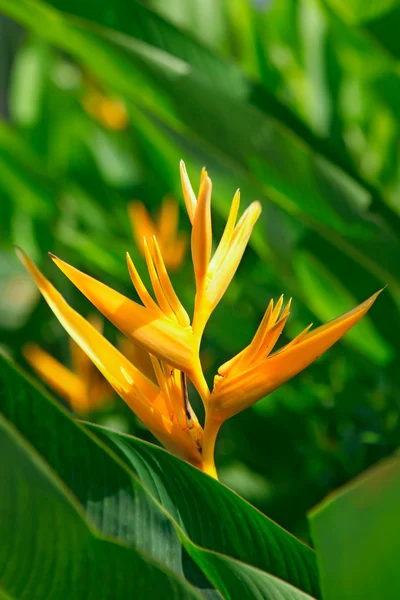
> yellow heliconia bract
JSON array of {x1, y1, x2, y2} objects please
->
[
  {"x1": 209, "y1": 291, "x2": 382, "y2": 420},
  {"x1": 17, "y1": 161, "x2": 382, "y2": 479}
]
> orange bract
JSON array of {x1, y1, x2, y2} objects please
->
[{"x1": 210, "y1": 291, "x2": 382, "y2": 420}]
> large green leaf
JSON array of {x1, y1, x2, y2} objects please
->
[
  {"x1": 309, "y1": 454, "x2": 400, "y2": 599},
  {"x1": 0, "y1": 354, "x2": 320, "y2": 598},
  {"x1": 0, "y1": 413, "x2": 202, "y2": 600},
  {"x1": 88, "y1": 422, "x2": 320, "y2": 596}
]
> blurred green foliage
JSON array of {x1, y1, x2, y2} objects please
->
[{"x1": 1, "y1": 0, "x2": 400, "y2": 542}]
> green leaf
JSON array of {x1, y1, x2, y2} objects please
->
[
  {"x1": 0, "y1": 354, "x2": 320, "y2": 598},
  {"x1": 0, "y1": 413, "x2": 202, "y2": 600},
  {"x1": 309, "y1": 454, "x2": 400, "y2": 600},
  {"x1": 88, "y1": 422, "x2": 321, "y2": 597}
]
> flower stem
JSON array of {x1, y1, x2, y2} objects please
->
[
  {"x1": 201, "y1": 412, "x2": 221, "y2": 479},
  {"x1": 189, "y1": 360, "x2": 210, "y2": 407}
]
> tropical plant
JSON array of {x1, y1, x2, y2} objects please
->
[
  {"x1": 16, "y1": 161, "x2": 380, "y2": 479},
  {"x1": 1, "y1": 0, "x2": 400, "y2": 598}
]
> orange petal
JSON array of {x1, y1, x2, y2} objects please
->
[
  {"x1": 126, "y1": 252, "x2": 162, "y2": 315},
  {"x1": 211, "y1": 291, "x2": 382, "y2": 419},
  {"x1": 199, "y1": 166, "x2": 208, "y2": 186},
  {"x1": 151, "y1": 237, "x2": 190, "y2": 326},
  {"x1": 180, "y1": 160, "x2": 197, "y2": 224},
  {"x1": 70, "y1": 314, "x2": 103, "y2": 381},
  {"x1": 143, "y1": 238, "x2": 176, "y2": 321},
  {"x1": 206, "y1": 201, "x2": 261, "y2": 310},
  {"x1": 208, "y1": 189, "x2": 240, "y2": 276},
  {"x1": 49, "y1": 254, "x2": 196, "y2": 372},
  {"x1": 191, "y1": 176, "x2": 212, "y2": 285},
  {"x1": 229, "y1": 300, "x2": 275, "y2": 374}
]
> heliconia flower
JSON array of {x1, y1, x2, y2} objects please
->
[
  {"x1": 128, "y1": 195, "x2": 187, "y2": 271},
  {"x1": 209, "y1": 291, "x2": 382, "y2": 421},
  {"x1": 16, "y1": 161, "x2": 383, "y2": 480},
  {"x1": 180, "y1": 161, "x2": 261, "y2": 339},
  {"x1": 22, "y1": 315, "x2": 112, "y2": 415},
  {"x1": 15, "y1": 248, "x2": 204, "y2": 468}
]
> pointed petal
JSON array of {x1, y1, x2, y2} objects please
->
[
  {"x1": 231, "y1": 299, "x2": 274, "y2": 371},
  {"x1": 209, "y1": 189, "x2": 240, "y2": 276},
  {"x1": 151, "y1": 237, "x2": 190, "y2": 326},
  {"x1": 49, "y1": 254, "x2": 196, "y2": 372},
  {"x1": 271, "y1": 294, "x2": 284, "y2": 325},
  {"x1": 211, "y1": 291, "x2": 382, "y2": 419},
  {"x1": 206, "y1": 201, "x2": 261, "y2": 310},
  {"x1": 199, "y1": 166, "x2": 208, "y2": 186},
  {"x1": 22, "y1": 343, "x2": 87, "y2": 410},
  {"x1": 257, "y1": 311, "x2": 290, "y2": 359},
  {"x1": 281, "y1": 323, "x2": 313, "y2": 352},
  {"x1": 180, "y1": 160, "x2": 197, "y2": 224},
  {"x1": 191, "y1": 176, "x2": 212, "y2": 285},
  {"x1": 126, "y1": 252, "x2": 161, "y2": 314},
  {"x1": 70, "y1": 313, "x2": 103, "y2": 380},
  {"x1": 148, "y1": 356, "x2": 175, "y2": 421},
  {"x1": 143, "y1": 238, "x2": 176, "y2": 320},
  {"x1": 217, "y1": 346, "x2": 247, "y2": 378}
]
